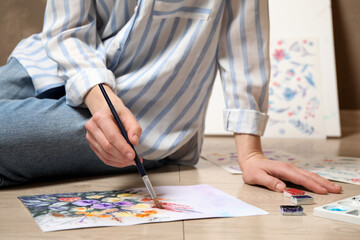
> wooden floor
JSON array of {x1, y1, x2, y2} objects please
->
[{"x1": 1, "y1": 110, "x2": 360, "y2": 240}]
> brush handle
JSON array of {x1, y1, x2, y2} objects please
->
[{"x1": 98, "y1": 84, "x2": 146, "y2": 177}]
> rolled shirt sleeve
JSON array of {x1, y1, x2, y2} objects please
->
[
  {"x1": 217, "y1": 0, "x2": 270, "y2": 136},
  {"x1": 41, "y1": 0, "x2": 116, "y2": 106}
]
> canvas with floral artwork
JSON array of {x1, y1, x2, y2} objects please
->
[{"x1": 264, "y1": 38, "x2": 326, "y2": 138}]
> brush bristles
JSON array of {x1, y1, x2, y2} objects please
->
[{"x1": 154, "y1": 198, "x2": 164, "y2": 209}]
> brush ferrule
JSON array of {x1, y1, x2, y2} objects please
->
[{"x1": 142, "y1": 175, "x2": 163, "y2": 208}]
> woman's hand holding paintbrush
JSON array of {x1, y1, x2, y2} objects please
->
[
  {"x1": 84, "y1": 84, "x2": 142, "y2": 168},
  {"x1": 83, "y1": 83, "x2": 163, "y2": 209}
]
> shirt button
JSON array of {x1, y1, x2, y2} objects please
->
[{"x1": 115, "y1": 42, "x2": 121, "y2": 50}]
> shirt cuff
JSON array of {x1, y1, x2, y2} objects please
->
[
  {"x1": 223, "y1": 109, "x2": 269, "y2": 136},
  {"x1": 65, "y1": 69, "x2": 116, "y2": 107}
]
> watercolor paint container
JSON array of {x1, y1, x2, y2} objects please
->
[
  {"x1": 291, "y1": 195, "x2": 314, "y2": 205},
  {"x1": 280, "y1": 205, "x2": 303, "y2": 216},
  {"x1": 313, "y1": 195, "x2": 360, "y2": 225},
  {"x1": 284, "y1": 188, "x2": 305, "y2": 198}
]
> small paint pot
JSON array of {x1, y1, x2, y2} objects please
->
[
  {"x1": 280, "y1": 205, "x2": 303, "y2": 216},
  {"x1": 291, "y1": 195, "x2": 314, "y2": 205}
]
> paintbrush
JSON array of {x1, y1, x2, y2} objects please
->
[{"x1": 98, "y1": 83, "x2": 163, "y2": 209}]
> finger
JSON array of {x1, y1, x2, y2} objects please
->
[
  {"x1": 86, "y1": 131, "x2": 122, "y2": 161},
  {"x1": 298, "y1": 168, "x2": 342, "y2": 193},
  {"x1": 89, "y1": 142, "x2": 134, "y2": 168},
  {"x1": 268, "y1": 163, "x2": 329, "y2": 194},
  {"x1": 256, "y1": 171, "x2": 286, "y2": 192},
  {"x1": 243, "y1": 168, "x2": 286, "y2": 192},
  {"x1": 86, "y1": 120, "x2": 128, "y2": 161},
  {"x1": 103, "y1": 157, "x2": 135, "y2": 168},
  {"x1": 87, "y1": 131, "x2": 135, "y2": 168},
  {"x1": 92, "y1": 112, "x2": 135, "y2": 160},
  {"x1": 119, "y1": 108, "x2": 142, "y2": 146}
]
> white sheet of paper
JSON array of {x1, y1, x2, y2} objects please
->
[{"x1": 18, "y1": 184, "x2": 268, "y2": 232}]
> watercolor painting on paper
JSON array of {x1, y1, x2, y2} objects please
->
[
  {"x1": 202, "y1": 152, "x2": 241, "y2": 174},
  {"x1": 202, "y1": 150, "x2": 360, "y2": 186},
  {"x1": 202, "y1": 149, "x2": 304, "y2": 174},
  {"x1": 302, "y1": 156, "x2": 360, "y2": 185},
  {"x1": 18, "y1": 184, "x2": 268, "y2": 232},
  {"x1": 264, "y1": 38, "x2": 326, "y2": 138}
]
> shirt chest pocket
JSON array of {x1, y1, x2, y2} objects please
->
[{"x1": 153, "y1": 0, "x2": 213, "y2": 20}]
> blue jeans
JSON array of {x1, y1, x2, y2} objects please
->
[{"x1": 0, "y1": 58, "x2": 165, "y2": 187}]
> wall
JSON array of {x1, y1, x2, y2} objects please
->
[
  {"x1": 0, "y1": 0, "x2": 359, "y2": 109},
  {"x1": 332, "y1": 0, "x2": 360, "y2": 110},
  {"x1": 0, "y1": 0, "x2": 46, "y2": 64}
]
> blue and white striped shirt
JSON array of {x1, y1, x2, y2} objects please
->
[{"x1": 9, "y1": 0, "x2": 270, "y2": 164}]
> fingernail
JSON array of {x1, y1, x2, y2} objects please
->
[
  {"x1": 126, "y1": 152, "x2": 133, "y2": 160},
  {"x1": 133, "y1": 135, "x2": 139, "y2": 145},
  {"x1": 335, "y1": 184, "x2": 342, "y2": 191},
  {"x1": 275, "y1": 183, "x2": 284, "y2": 192}
]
